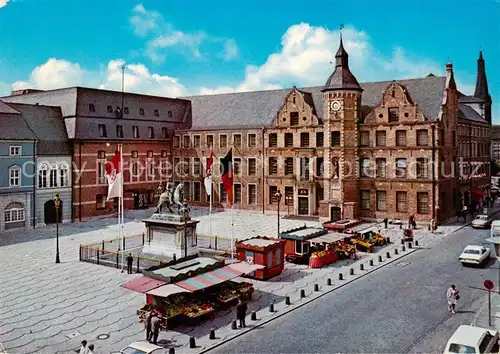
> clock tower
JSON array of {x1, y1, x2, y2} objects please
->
[{"x1": 320, "y1": 37, "x2": 363, "y2": 221}]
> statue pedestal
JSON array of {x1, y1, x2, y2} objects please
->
[{"x1": 142, "y1": 213, "x2": 200, "y2": 260}]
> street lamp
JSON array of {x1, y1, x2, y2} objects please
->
[
  {"x1": 54, "y1": 191, "x2": 61, "y2": 264},
  {"x1": 274, "y1": 190, "x2": 282, "y2": 237},
  {"x1": 182, "y1": 202, "x2": 190, "y2": 259},
  {"x1": 486, "y1": 236, "x2": 500, "y2": 293}
]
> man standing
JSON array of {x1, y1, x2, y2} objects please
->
[
  {"x1": 79, "y1": 340, "x2": 88, "y2": 354},
  {"x1": 446, "y1": 284, "x2": 459, "y2": 314},
  {"x1": 236, "y1": 298, "x2": 248, "y2": 328},
  {"x1": 151, "y1": 315, "x2": 162, "y2": 345},
  {"x1": 126, "y1": 253, "x2": 134, "y2": 274},
  {"x1": 145, "y1": 311, "x2": 153, "y2": 342}
]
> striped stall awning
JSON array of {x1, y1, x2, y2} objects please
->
[{"x1": 175, "y1": 265, "x2": 243, "y2": 292}]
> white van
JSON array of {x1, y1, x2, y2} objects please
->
[
  {"x1": 443, "y1": 325, "x2": 499, "y2": 354},
  {"x1": 491, "y1": 220, "x2": 500, "y2": 238}
]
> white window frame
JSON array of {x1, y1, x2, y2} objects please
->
[
  {"x1": 233, "y1": 133, "x2": 242, "y2": 147},
  {"x1": 295, "y1": 240, "x2": 310, "y2": 255},
  {"x1": 193, "y1": 134, "x2": 201, "y2": 148},
  {"x1": 9, "y1": 146, "x2": 22, "y2": 156},
  {"x1": 49, "y1": 164, "x2": 58, "y2": 188},
  {"x1": 9, "y1": 166, "x2": 21, "y2": 187},
  {"x1": 4, "y1": 207, "x2": 25, "y2": 223},
  {"x1": 247, "y1": 157, "x2": 256, "y2": 176},
  {"x1": 147, "y1": 158, "x2": 155, "y2": 181},
  {"x1": 59, "y1": 163, "x2": 69, "y2": 187},
  {"x1": 233, "y1": 183, "x2": 242, "y2": 204},
  {"x1": 247, "y1": 133, "x2": 257, "y2": 147},
  {"x1": 219, "y1": 134, "x2": 228, "y2": 148},
  {"x1": 247, "y1": 183, "x2": 257, "y2": 205},
  {"x1": 38, "y1": 163, "x2": 48, "y2": 188}
]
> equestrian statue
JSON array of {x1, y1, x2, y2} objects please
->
[{"x1": 155, "y1": 182, "x2": 185, "y2": 214}]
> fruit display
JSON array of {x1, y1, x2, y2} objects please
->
[
  {"x1": 216, "y1": 281, "x2": 253, "y2": 302},
  {"x1": 309, "y1": 248, "x2": 338, "y2": 268},
  {"x1": 184, "y1": 303, "x2": 214, "y2": 318}
]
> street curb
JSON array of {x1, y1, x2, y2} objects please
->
[
  {"x1": 446, "y1": 208, "x2": 500, "y2": 236},
  {"x1": 195, "y1": 245, "x2": 419, "y2": 354}
]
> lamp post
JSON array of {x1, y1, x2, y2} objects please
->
[
  {"x1": 486, "y1": 236, "x2": 500, "y2": 293},
  {"x1": 274, "y1": 190, "x2": 282, "y2": 237},
  {"x1": 182, "y1": 202, "x2": 190, "y2": 259},
  {"x1": 54, "y1": 191, "x2": 61, "y2": 264}
]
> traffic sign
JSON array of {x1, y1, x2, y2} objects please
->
[{"x1": 484, "y1": 279, "x2": 495, "y2": 290}]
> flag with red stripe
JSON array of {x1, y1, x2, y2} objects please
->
[{"x1": 220, "y1": 149, "x2": 233, "y2": 205}]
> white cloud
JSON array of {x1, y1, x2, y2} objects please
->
[
  {"x1": 12, "y1": 58, "x2": 85, "y2": 90},
  {"x1": 130, "y1": 4, "x2": 239, "y2": 63},
  {"x1": 9, "y1": 57, "x2": 187, "y2": 98},
  {"x1": 198, "y1": 23, "x2": 444, "y2": 95},
  {"x1": 221, "y1": 39, "x2": 239, "y2": 61},
  {"x1": 0, "y1": 0, "x2": 9, "y2": 8}
]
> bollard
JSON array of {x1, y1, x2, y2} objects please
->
[
  {"x1": 231, "y1": 320, "x2": 237, "y2": 329},
  {"x1": 314, "y1": 284, "x2": 319, "y2": 292},
  {"x1": 285, "y1": 296, "x2": 291, "y2": 305},
  {"x1": 327, "y1": 278, "x2": 332, "y2": 286},
  {"x1": 360, "y1": 264, "x2": 364, "y2": 271},
  {"x1": 102, "y1": 240, "x2": 105, "y2": 251},
  {"x1": 386, "y1": 237, "x2": 391, "y2": 243},
  {"x1": 402, "y1": 245, "x2": 406, "y2": 251},
  {"x1": 401, "y1": 239, "x2": 404, "y2": 245},
  {"x1": 408, "y1": 242, "x2": 413, "y2": 249},
  {"x1": 300, "y1": 289, "x2": 306, "y2": 298},
  {"x1": 251, "y1": 311, "x2": 257, "y2": 321},
  {"x1": 415, "y1": 240, "x2": 419, "y2": 246},
  {"x1": 169, "y1": 348, "x2": 175, "y2": 354},
  {"x1": 136, "y1": 257, "x2": 140, "y2": 273},
  {"x1": 394, "y1": 248, "x2": 399, "y2": 255},
  {"x1": 349, "y1": 268, "x2": 354, "y2": 275},
  {"x1": 116, "y1": 252, "x2": 119, "y2": 269},
  {"x1": 378, "y1": 255, "x2": 383, "y2": 262},
  {"x1": 173, "y1": 253, "x2": 176, "y2": 262},
  {"x1": 339, "y1": 273, "x2": 344, "y2": 280},
  {"x1": 400, "y1": 224, "x2": 402, "y2": 229},
  {"x1": 269, "y1": 303, "x2": 275, "y2": 312},
  {"x1": 369, "y1": 259, "x2": 374, "y2": 266},
  {"x1": 97, "y1": 250, "x2": 100, "y2": 265},
  {"x1": 209, "y1": 328, "x2": 216, "y2": 340},
  {"x1": 386, "y1": 251, "x2": 391, "y2": 259},
  {"x1": 189, "y1": 337, "x2": 196, "y2": 348}
]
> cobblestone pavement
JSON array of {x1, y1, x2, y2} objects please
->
[{"x1": 0, "y1": 206, "x2": 491, "y2": 354}]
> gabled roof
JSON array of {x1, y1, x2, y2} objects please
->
[
  {"x1": 0, "y1": 100, "x2": 38, "y2": 141},
  {"x1": 459, "y1": 103, "x2": 487, "y2": 123},
  {"x1": 183, "y1": 76, "x2": 446, "y2": 130},
  {"x1": 7, "y1": 103, "x2": 70, "y2": 155}
]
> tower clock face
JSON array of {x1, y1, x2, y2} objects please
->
[{"x1": 330, "y1": 100, "x2": 342, "y2": 111}]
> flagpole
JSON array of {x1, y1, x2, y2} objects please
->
[
  {"x1": 119, "y1": 143, "x2": 124, "y2": 273},
  {"x1": 209, "y1": 162, "x2": 213, "y2": 239},
  {"x1": 231, "y1": 148, "x2": 234, "y2": 260}
]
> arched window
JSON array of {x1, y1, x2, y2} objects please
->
[
  {"x1": 8, "y1": 165, "x2": 21, "y2": 187},
  {"x1": 49, "y1": 164, "x2": 58, "y2": 188},
  {"x1": 4, "y1": 202, "x2": 25, "y2": 223},
  {"x1": 38, "y1": 163, "x2": 48, "y2": 188},
  {"x1": 59, "y1": 162, "x2": 69, "y2": 187}
]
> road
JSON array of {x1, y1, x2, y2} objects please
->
[{"x1": 209, "y1": 225, "x2": 498, "y2": 354}]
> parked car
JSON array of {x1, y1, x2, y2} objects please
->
[
  {"x1": 120, "y1": 341, "x2": 165, "y2": 354},
  {"x1": 459, "y1": 245, "x2": 491, "y2": 267},
  {"x1": 443, "y1": 325, "x2": 499, "y2": 354},
  {"x1": 472, "y1": 214, "x2": 492, "y2": 229}
]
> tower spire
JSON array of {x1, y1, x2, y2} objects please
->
[{"x1": 474, "y1": 50, "x2": 489, "y2": 100}]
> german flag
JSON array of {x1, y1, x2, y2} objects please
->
[{"x1": 220, "y1": 148, "x2": 234, "y2": 205}]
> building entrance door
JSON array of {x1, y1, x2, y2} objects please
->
[{"x1": 298, "y1": 197, "x2": 309, "y2": 215}]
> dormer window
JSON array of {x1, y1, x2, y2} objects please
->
[
  {"x1": 98, "y1": 124, "x2": 107, "y2": 138},
  {"x1": 107, "y1": 105, "x2": 113, "y2": 113},
  {"x1": 89, "y1": 104, "x2": 95, "y2": 112},
  {"x1": 389, "y1": 108, "x2": 399, "y2": 122},
  {"x1": 290, "y1": 112, "x2": 299, "y2": 126},
  {"x1": 162, "y1": 127, "x2": 168, "y2": 139},
  {"x1": 154, "y1": 109, "x2": 159, "y2": 116},
  {"x1": 133, "y1": 126, "x2": 139, "y2": 138},
  {"x1": 139, "y1": 108, "x2": 145, "y2": 116},
  {"x1": 148, "y1": 127, "x2": 154, "y2": 138},
  {"x1": 124, "y1": 107, "x2": 129, "y2": 114}
]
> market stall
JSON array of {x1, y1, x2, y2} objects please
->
[
  {"x1": 279, "y1": 226, "x2": 327, "y2": 264},
  {"x1": 235, "y1": 236, "x2": 285, "y2": 280},
  {"x1": 345, "y1": 223, "x2": 389, "y2": 252},
  {"x1": 125, "y1": 256, "x2": 261, "y2": 329},
  {"x1": 323, "y1": 219, "x2": 362, "y2": 232}
]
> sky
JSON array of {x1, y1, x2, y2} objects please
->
[{"x1": 0, "y1": 0, "x2": 499, "y2": 121}]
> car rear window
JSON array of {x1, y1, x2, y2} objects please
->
[
  {"x1": 121, "y1": 348, "x2": 147, "y2": 354},
  {"x1": 464, "y1": 249, "x2": 481, "y2": 255},
  {"x1": 448, "y1": 343, "x2": 476, "y2": 353}
]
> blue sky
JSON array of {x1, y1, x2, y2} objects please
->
[{"x1": 1, "y1": 0, "x2": 499, "y2": 121}]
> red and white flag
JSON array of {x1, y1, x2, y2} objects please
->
[
  {"x1": 105, "y1": 151, "x2": 122, "y2": 201},
  {"x1": 204, "y1": 151, "x2": 213, "y2": 196}
]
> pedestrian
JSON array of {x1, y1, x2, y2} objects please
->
[
  {"x1": 446, "y1": 284, "x2": 460, "y2": 314},
  {"x1": 145, "y1": 311, "x2": 153, "y2": 342},
  {"x1": 151, "y1": 314, "x2": 162, "y2": 344},
  {"x1": 87, "y1": 344, "x2": 95, "y2": 354},
  {"x1": 126, "y1": 253, "x2": 134, "y2": 274},
  {"x1": 383, "y1": 218, "x2": 388, "y2": 229},
  {"x1": 79, "y1": 340, "x2": 88, "y2": 354},
  {"x1": 236, "y1": 298, "x2": 248, "y2": 328}
]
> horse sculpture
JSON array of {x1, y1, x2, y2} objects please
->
[{"x1": 155, "y1": 182, "x2": 174, "y2": 213}]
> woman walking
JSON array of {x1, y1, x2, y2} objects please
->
[{"x1": 446, "y1": 284, "x2": 460, "y2": 314}]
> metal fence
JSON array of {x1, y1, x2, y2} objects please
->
[{"x1": 79, "y1": 232, "x2": 236, "y2": 272}]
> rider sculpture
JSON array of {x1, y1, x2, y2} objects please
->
[{"x1": 155, "y1": 182, "x2": 185, "y2": 214}]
